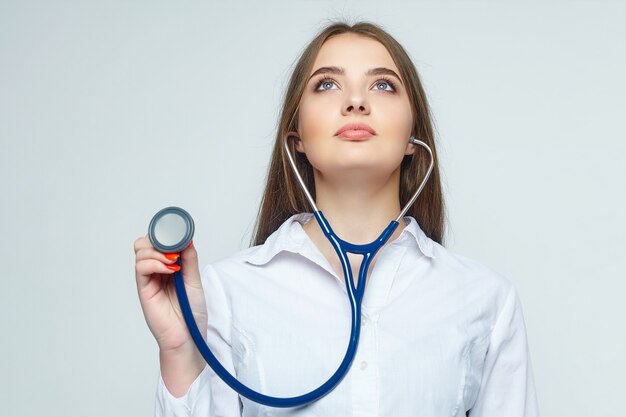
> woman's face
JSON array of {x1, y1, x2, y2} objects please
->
[{"x1": 296, "y1": 33, "x2": 415, "y2": 182}]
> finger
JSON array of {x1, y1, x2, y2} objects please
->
[
  {"x1": 133, "y1": 234, "x2": 153, "y2": 253},
  {"x1": 179, "y1": 241, "x2": 202, "y2": 290},
  {"x1": 135, "y1": 246, "x2": 180, "y2": 265},
  {"x1": 135, "y1": 259, "x2": 179, "y2": 288}
]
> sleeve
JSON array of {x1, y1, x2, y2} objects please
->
[
  {"x1": 154, "y1": 264, "x2": 242, "y2": 417},
  {"x1": 468, "y1": 285, "x2": 540, "y2": 417},
  {"x1": 155, "y1": 365, "x2": 212, "y2": 416}
]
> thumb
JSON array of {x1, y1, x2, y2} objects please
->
[{"x1": 179, "y1": 241, "x2": 202, "y2": 290}]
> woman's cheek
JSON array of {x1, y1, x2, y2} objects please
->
[
  {"x1": 298, "y1": 101, "x2": 326, "y2": 139},
  {"x1": 301, "y1": 146, "x2": 332, "y2": 174},
  {"x1": 383, "y1": 101, "x2": 412, "y2": 136}
]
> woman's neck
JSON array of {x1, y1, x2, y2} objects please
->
[{"x1": 303, "y1": 169, "x2": 406, "y2": 245}]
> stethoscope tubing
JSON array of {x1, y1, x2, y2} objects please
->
[
  {"x1": 173, "y1": 210, "x2": 398, "y2": 407},
  {"x1": 172, "y1": 135, "x2": 433, "y2": 408}
]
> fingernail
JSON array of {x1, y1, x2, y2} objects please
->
[
  {"x1": 187, "y1": 240, "x2": 193, "y2": 248},
  {"x1": 165, "y1": 253, "x2": 179, "y2": 261},
  {"x1": 166, "y1": 264, "x2": 181, "y2": 272}
]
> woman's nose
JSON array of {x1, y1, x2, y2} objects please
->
[{"x1": 341, "y1": 90, "x2": 370, "y2": 115}]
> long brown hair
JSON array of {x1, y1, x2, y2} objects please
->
[{"x1": 250, "y1": 20, "x2": 446, "y2": 247}]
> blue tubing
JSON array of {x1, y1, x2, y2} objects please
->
[{"x1": 173, "y1": 210, "x2": 399, "y2": 408}]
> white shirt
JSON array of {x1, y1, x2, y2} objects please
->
[{"x1": 155, "y1": 213, "x2": 540, "y2": 417}]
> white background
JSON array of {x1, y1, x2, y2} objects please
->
[{"x1": 1, "y1": 1, "x2": 624, "y2": 416}]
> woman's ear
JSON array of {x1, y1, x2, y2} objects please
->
[
  {"x1": 287, "y1": 131, "x2": 305, "y2": 153},
  {"x1": 404, "y1": 135, "x2": 417, "y2": 156}
]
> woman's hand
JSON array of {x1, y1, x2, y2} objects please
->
[{"x1": 133, "y1": 235, "x2": 208, "y2": 353}]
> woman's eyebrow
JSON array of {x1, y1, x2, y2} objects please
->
[{"x1": 308, "y1": 66, "x2": 403, "y2": 86}]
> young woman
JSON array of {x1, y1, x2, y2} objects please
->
[{"x1": 134, "y1": 21, "x2": 540, "y2": 417}]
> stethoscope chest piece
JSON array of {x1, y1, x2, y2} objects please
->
[{"x1": 148, "y1": 206, "x2": 195, "y2": 253}]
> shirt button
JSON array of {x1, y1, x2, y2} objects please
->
[
  {"x1": 362, "y1": 317, "x2": 368, "y2": 327},
  {"x1": 360, "y1": 361, "x2": 368, "y2": 370}
]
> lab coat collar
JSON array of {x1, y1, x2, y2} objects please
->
[{"x1": 246, "y1": 212, "x2": 436, "y2": 266}]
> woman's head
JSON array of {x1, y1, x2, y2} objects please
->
[
  {"x1": 294, "y1": 32, "x2": 416, "y2": 189},
  {"x1": 251, "y1": 20, "x2": 446, "y2": 246}
]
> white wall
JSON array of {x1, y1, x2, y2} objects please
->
[{"x1": 1, "y1": 1, "x2": 624, "y2": 416}]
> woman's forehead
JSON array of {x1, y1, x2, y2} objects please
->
[{"x1": 311, "y1": 34, "x2": 399, "y2": 75}]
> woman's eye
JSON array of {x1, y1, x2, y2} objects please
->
[
  {"x1": 373, "y1": 80, "x2": 395, "y2": 92},
  {"x1": 315, "y1": 78, "x2": 338, "y2": 91}
]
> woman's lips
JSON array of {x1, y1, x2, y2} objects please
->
[{"x1": 337, "y1": 130, "x2": 374, "y2": 140}]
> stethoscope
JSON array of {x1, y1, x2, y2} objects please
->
[{"x1": 148, "y1": 135, "x2": 433, "y2": 408}]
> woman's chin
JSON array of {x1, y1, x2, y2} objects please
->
[{"x1": 315, "y1": 162, "x2": 400, "y2": 184}]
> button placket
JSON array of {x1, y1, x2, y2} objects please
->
[{"x1": 351, "y1": 314, "x2": 379, "y2": 417}]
